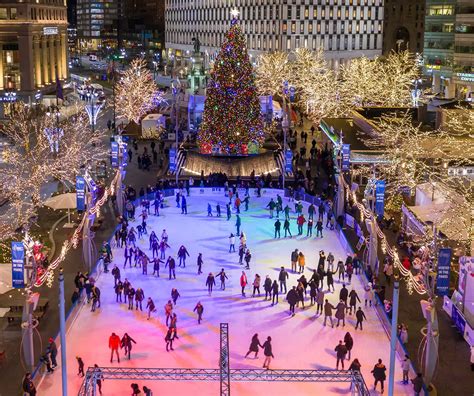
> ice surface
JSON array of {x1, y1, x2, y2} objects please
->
[{"x1": 37, "y1": 189, "x2": 411, "y2": 395}]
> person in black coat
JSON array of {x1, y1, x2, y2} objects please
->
[
  {"x1": 355, "y1": 307, "x2": 367, "y2": 330},
  {"x1": 278, "y1": 267, "x2": 289, "y2": 293},
  {"x1": 206, "y1": 273, "x2": 216, "y2": 295},
  {"x1": 339, "y1": 284, "x2": 349, "y2": 306},
  {"x1": 309, "y1": 280, "x2": 317, "y2": 305},
  {"x1": 326, "y1": 269, "x2": 336, "y2": 292},
  {"x1": 286, "y1": 286, "x2": 298, "y2": 316},
  {"x1": 271, "y1": 280, "x2": 279, "y2": 305},
  {"x1": 262, "y1": 336, "x2": 274, "y2": 369},
  {"x1": 245, "y1": 333, "x2": 263, "y2": 359},
  {"x1": 344, "y1": 332, "x2": 354, "y2": 360},
  {"x1": 371, "y1": 359, "x2": 387, "y2": 393},
  {"x1": 264, "y1": 276, "x2": 272, "y2": 300},
  {"x1": 165, "y1": 256, "x2": 176, "y2": 279},
  {"x1": 121, "y1": 333, "x2": 137, "y2": 360}
]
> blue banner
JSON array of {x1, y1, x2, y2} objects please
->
[
  {"x1": 289, "y1": 86, "x2": 296, "y2": 102},
  {"x1": 436, "y1": 248, "x2": 452, "y2": 296},
  {"x1": 11, "y1": 241, "x2": 25, "y2": 288},
  {"x1": 111, "y1": 141, "x2": 119, "y2": 168},
  {"x1": 285, "y1": 149, "x2": 293, "y2": 173},
  {"x1": 341, "y1": 144, "x2": 350, "y2": 171},
  {"x1": 169, "y1": 148, "x2": 176, "y2": 172},
  {"x1": 374, "y1": 180, "x2": 386, "y2": 219},
  {"x1": 76, "y1": 176, "x2": 86, "y2": 211}
]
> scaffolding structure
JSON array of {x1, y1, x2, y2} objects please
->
[{"x1": 78, "y1": 324, "x2": 371, "y2": 396}]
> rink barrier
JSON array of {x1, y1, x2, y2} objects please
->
[{"x1": 78, "y1": 367, "x2": 371, "y2": 395}]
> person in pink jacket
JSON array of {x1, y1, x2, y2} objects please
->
[{"x1": 240, "y1": 271, "x2": 248, "y2": 297}]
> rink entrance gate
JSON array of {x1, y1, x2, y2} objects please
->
[{"x1": 78, "y1": 323, "x2": 371, "y2": 396}]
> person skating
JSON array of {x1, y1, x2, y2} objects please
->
[
  {"x1": 244, "y1": 248, "x2": 252, "y2": 269},
  {"x1": 278, "y1": 267, "x2": 288, "y2": 293},
  {"x1": 235, "y1": 214, "x2": 241, "y2": 235},
  {"x1": 284, "y1": 204, "x2": 291, "y2": 220},
  {"x1": 274, "y1": 219, "x2": 281, "y2": 238},
  {"x1": 245, "y1": 333, "x2": 263, "y2": 359},
  {"x1": 135, "y1": 287, "x2": 145, "y2": 311},
  {"x1": 164, "y1": 300, "x2": 173, "y2": 326},
  {"x1": 334, "y1": 340, "x2": 348, "y2": 370},
  {"x1": 165, "y1": 327, "x2": 176, "y2": 351},
  {"x1": 243, "y1": 195, "x2": 249, "y2": 211},
  {"x1": 309, "y1": 280, "x2": 317, "y2": 305},
  {"x1": 124, "y1": 246, "x2": 133, "y2": 269},
  {"x1": 315, "y1": 219, "x2": 323, "y2": 238},
  {"x1": 94, "y1": 364, "x2": 103, "y2": 395},
  {"x1": 252, "y1": 274, "x2": 261, "y2": 297},
  {"x1": 271, "y1": 280, "x2": 279, "y2": 305},
  {"x1": 326, "y1": 268, "x2": 336, "y2": 292},
  {"x1": 76, "y1": 356, "x2": 85, "y2": 377},
  {"x1": 216, "y1": 203, "x2": 221, "y2": 217},
  {"x1": 349, "y1": 358, "x2": 361, "y2": 373},
  {"x1": 401, "y1": 355, "x2": 411, "y2": 384},
  {"x1": 131, "y1": 383, "x2": 140, "y2": 395},
  {"x1": 344, "y1": 332, "x2": 354, "y2": 360},
  {"x1": 291, "y1": 249, "x2": 299, "y2": 272},
  {"x1": 22, "y1": 372, "x2": 37, "y2": 395},
  {"x1": 170, "y1": 313, "x2": 179, "y2": 339},
  {"x1": 262, "y1": 336, "x2": 274, "y2": 369},
  {"x1": 193, "y1": 301, "x2": 204, "y2": 324},
  {"x1": 266, "y1": 198, "x2": 276, "y2": 218},
  {"x1": 346, "y1": 261, "x2": 354, "y2": 284},
  {"x1": 226, "y1": 203, "x2": 232, "y2": 220},
  {"x1": 339, "y1": 284, "x2": 349, "y2": 306},
  {"x1": 371, "y1": 359, "x2": 387, "y2": 393},
  {"x1": 206, "y1": 272, "x2": 216, "y2": 295},
  {"x1": 240, "y1": 271, "x2": 248, "y2": 297},
  {"x1": 40, "y1": 352, "x2": 54, "y2": 373},
  {"x1": 177, "y1": 245, "x2": 190, "y2": 267},
  {"x1": 165, "y1": 256, "x2": 176, "y2": 280},
  {"x1": 143, "y1": 385, "x2": 153, "y2": 396},
  {"x1": 196, "y1": 253, "x2": 204, "y2": 274},
  {"x1": 306, "y1": 218, "x2": 313, "y2": 237},
  {"x1": 283, "y1": 218, "x2": 292, "y2": 237},
  {"x1": 316, "y1": 288, "x2": 325, "y2": 315},
  {"x1": 228, "y1": 233, "x2": 236, "y2": 252},
  {"x1": 323, "y1": 299, "x2": 335, "y2": 327},
  {"x1": 207, "y1": 203, "x2": 213, "y2": 216},
  {"x1": 286, "y1": 286, "x2": 298, "y2": 316},
  {"x1": 335, "y1": 300, "x2": 347, "y2": 327},
  {"x1": 348, "y1": 289, "x2": 361, "y2": 314},
  {"x1": 111, "y1": 265, "x2": 121, "y2": 286},
  {"x1": 364, "y1": 283, "x2": 374, "y2": 307},
  {"x1": 297, "y1": 214, "x2": 306, "y2": 235},
  {"x1": 355, "y1": 307, "x2": 367, "y2": 330},
  {"x1": 171, "y1": 288, "x2": 181, "y2": 305},
  {"x1": 218, "y1": 268, "x2": 228, "y2": 290},
  {"x1": 109, "y1": 332, "x2": 121, "y2": 363},
  {"x1": 264, "y1": 276, "x2": 272, "y2": 300},
  {"x1": 238, "y1": 243, "x2": 245, "y2": 265},
  {"x1": 159, "y1": 240, "x2": 170, "y2": 260},
  {"x1": 146, "y1": 297, "x2": 155, "y2": 320},
  {"x1": 308, "y1": 203, "x2": 315, "y2": 220},
  {"x1": 297, "y1": 251, "x2": 305, "y2": 273},
  {"x1": 121, "y1": 333, "x2": 137, "y2": 360},
  {"x1": 181, "y1": 195, "x2": 187, "y2": 214},
  {"x1": 152, "y1": 257, "x2": 162, "y2": 277},
  {"x1": 91, "y1": 285, "x2": 101, "y2": 312}
]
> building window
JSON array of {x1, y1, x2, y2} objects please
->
[
  {"x1": 427, "y1": 5, "x2": 454, "y2": 16},
  {"x1": 0, "y1": 8, "x2": 7, "y2": 19},
  {"x1": 10, "y1": 7, "x2": 17, "y2": 19}
]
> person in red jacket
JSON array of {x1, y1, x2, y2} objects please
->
[
  {"x1": 297, "y1": 214, "x2": 306, "y2": 235},
  {"x1": 240, "y1": 271, "x2": 248, "y2": 297},
  {"x1": 109, "y1": 332, "x2": 121, "y2": 363}
]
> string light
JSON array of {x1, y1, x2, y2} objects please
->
[
  {"x1": 198, "y1": 20, "x2": 265, "y2": 154},
  {"x1": 116, "y1": 58, "x2": 164, "y2": 124}
]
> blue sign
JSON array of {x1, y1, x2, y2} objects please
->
[
  {"x1": 374, "y1": 180, "x2": 386, "y2": 219},
  {"x1": 11, "y1": 241, "x2": 25, "y2": 288},
  {"x1": 111, "y1": 141, "x2": 119, "y2": 168},
  {"x1": 285, "y1": 149, "x2": 293, "y2": 173},
  {"x1": 436, "y1": 248, "x2": 452, "y2": 296},
  {"x1": 169, "y1": 148, "x2": 176, "y2": 172},
  {"x1": 452, "y1": 304, "x2": 466, "y2": 334},
  {"x1": 341, "y1": 144, "x2": 350, "y2": 171},
  {"x1": 76, "y1": 176, "x2": 86, "y2": 211}
]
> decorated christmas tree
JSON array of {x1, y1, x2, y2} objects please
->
[{"x1": 198, "y1": 10, "x2": 264, "y2": 155}]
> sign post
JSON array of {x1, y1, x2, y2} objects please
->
[
  {"x1": 169, "y1": 147, "x2": 176, "y2": 173},
  {"x1": 341, "y1": 144, "x2": 350, "y2": 171},
  {"x1": 76, "y1": 176, "x2": 86, "y2": 211},
  {"x1": 374, "y1": 180, "x2": 386, "y2": 220},
  {"x1": 11, "y1": 241, "x2": 25, "y2": 288}
]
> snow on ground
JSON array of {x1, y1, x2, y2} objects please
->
[{"x1": 38, "y1": 189, "x2": 410, "y2": 395}]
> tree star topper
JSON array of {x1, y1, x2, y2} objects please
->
[{"x1": 230, "y1": 8, "x2": 240, "y2": 19}]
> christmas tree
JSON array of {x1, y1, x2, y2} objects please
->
[{"x1": 198, "y1": 11, "x2": 264, "y2": 155}]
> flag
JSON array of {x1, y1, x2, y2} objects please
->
[{"x1": 56, "y1": 76, "x2": 63, "y2": 100}]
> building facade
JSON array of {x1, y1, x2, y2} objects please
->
[
  {"x1": 424, "y1": 0, "x2": 473, "y2": 98},
  {"x1": 0, "y1": 0, "x2": 68, "y2": 95},
  {"x1": 76, "y1": 0, "x2": 118, "y2": 50},
  {"x1": 382, "y1": 0, "x2": 425, "y2": 54},
  {"x1": 165, "y1": 0, "x2": 384, "y2": 70}
]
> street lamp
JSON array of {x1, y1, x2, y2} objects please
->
[
  {"x1": 45, "y1": 106, "x2": 63, "y2": 153},
  {"x1": 172, "y1": 79, "x2": 181, "y2": 186},
  {"x1": 152, "y1": 60, "x2": 157, "y2": 81},
  {"x1": 84, "y1": 90, "x2": 103, "y2": 135},
  {"x1": 282, "y1": 114, "x2": 289, "y2": 190}
]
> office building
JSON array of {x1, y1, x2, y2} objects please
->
[
  {"x1": 165, "y1": 0, "x2": 384, "y2": 70},
  {"x1": 382, "y1": 0, "x2": 425, "y2": 54},
  {"x1": 424, "y1": 0, "x2": 473, "y2": 98},
  {"x1": 0, "y1": 0, "x2": 68, "y2": 97}
]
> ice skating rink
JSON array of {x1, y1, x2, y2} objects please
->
[{"x1": 37, "y1": 189, "x2": 411, "y2": 395}]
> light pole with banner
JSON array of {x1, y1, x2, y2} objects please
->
[
  {"x1": 172, "y1": 79, "x2": 181, "y2": 186},
  {"x1": 85, "y1": 90, "x2": 103, "y2": 135}
]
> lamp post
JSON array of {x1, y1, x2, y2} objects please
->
[
  {"x1": 282, "y1": 113, "x2": 289, "y2": 190},
  {"x1": 172, "y1": 79, "x2": 181, "y2": 186},
  {"x1": 388, "y1": 273, "x2": 400, "y2": 396},
  {"x1": 45, "y1": 106, "x2": 62, "y2": 153},
  {"x1": 84, "y1": 89, "x2": 103, "y2": 135}
]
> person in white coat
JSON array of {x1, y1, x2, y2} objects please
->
[
  {"x1": 364, "y1": 283, "x2": 374, "y2": 307},
  {"x1": 229, "y1": 233, "x2": 236, "y2": 253}
]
